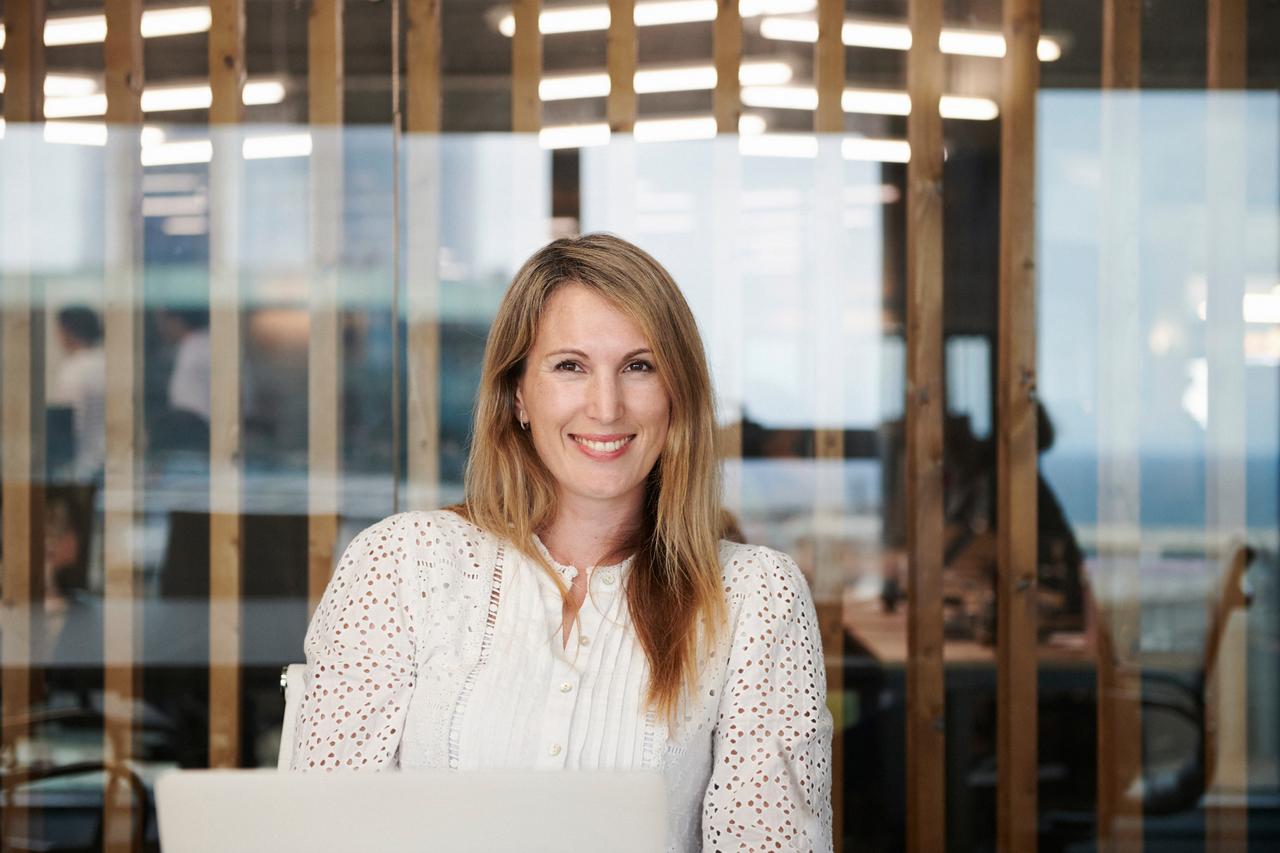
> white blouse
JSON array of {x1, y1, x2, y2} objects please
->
[{"x1": 292, "y1": 509, "x2": 833, "y2": 852}]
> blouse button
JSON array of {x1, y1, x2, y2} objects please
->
[
  {"x1": 548, "y1": 744, "x2": 562, "y2": 757},
  {"x1": 578, "y1": 635, "x2": 590, "y2": 646},
  {"x1": 601, "y1": 573, "x2": 615, "y2": 586},
  {"x1": 559, "y1": 681, "x2": 573, "y2": 693}
]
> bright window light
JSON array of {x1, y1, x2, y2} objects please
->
[
  {"x1": 742, "y1": 85, "x2": 997, "y2": 120},
  {"x1": 143, "y1": 85, "x2": 212, "y2": 112},
  {"x1": 45, "y1": 94, "x2": 110, "y2": 119},
  {"x1": 43, "y1": 121, "x2": 108, "y2": 146},
  {"x1": 842, "y1": 89, "x2": 911, "y2": 116},
  {"x1": 633, "y1": 116, "x2": 718, "y2": 143},
  {"x1": 740, "y1": 133, "x2": 819, "y2": 158},
  {"x1": 540, "y1": 113, "x2": 768, "y2": 148},
  {"x1": 540, "y1": 73, "x2": 611, "y2": 101},
  {"x1": 499, "y1": 0, "x2": 815, "y2": 36},
  {"x1": 243, "y1": 80, "x2": 288, "y2": 105},
  {"x1": 539, "y1": 123, "x2": 611, "y2": 150},
  {"x1": 45, "y1": 78, "x2": 286, "y2": 118},
  {"x1": 243, "y1": 133, "x2": 313, "y2": 160},
  {"x1": 636, "y1": 65, "x2": 717, "y2": 93},
  {"x1": 939, "y1": 95, "x2": 999, "y2": 120},
  {"x1": 759, "y1": 15, "x2": 1063, "y2": 61},
  {"x1": 140, "y1": 7, "x2": 213, "y2": 39}
]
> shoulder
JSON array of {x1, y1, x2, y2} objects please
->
[
  {"x1": 347, "y1": 509, "x2": 499, "y2": 556},
  {"x1": 717, "y1": 540, "x2": 813, "y2": 613}
]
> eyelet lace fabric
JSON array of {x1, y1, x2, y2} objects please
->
[{"x1": 292, "y1": 510, "x2": 833, "y2": 852}]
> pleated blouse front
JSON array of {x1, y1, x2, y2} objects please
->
[{"x1": 291, "y1": 509, "x2": 833, "y2": 852}]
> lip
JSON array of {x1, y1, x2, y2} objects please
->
[{"x1": 570, "y1": 433, "x2": 636, "y2": 460}]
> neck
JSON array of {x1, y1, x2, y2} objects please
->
[{"x1": 539, "y1": 490, "x2": 643, "y2": 569}]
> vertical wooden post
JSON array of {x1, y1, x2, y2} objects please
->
[
  {"x1": 208, "y1": 0, "x2": 246, "y2": 769},
  {"x1": 607, "y1": 0, "x2": 637, "y2": 133},
  {"x1": 1096, "y1": 3, "x2": 1143, "y2": 850},
  {"x1": 905, "y1": 1, "x2": 946, "y2": 850},
  {"x1": 405, "y1": 0, "x2": 443, "y2": 516},
  {"x1": 512, "y1": 0, "x2": 541, "y2": 132},
  {"x1": 1, "y1": 4, "x2": 46, "y2": 848},
  {"x1": 103, "y1": 0, "x2": 145, "y2": 847},
  {"x1": 1205, "y1": 2, "x2": 1248, "y2": 849},
  {"x1": 996, "y1": 1, "x2": 1039, "y2": 850},
  {"x1": 814, "y1": 0, "x2": 844, "y2": 134},
  {"x1": 307, "y1": 0, "x2": 345, "y2": 613},
  {"x1": 713, "y1": 0, "x2": 740, "y2": 134}
]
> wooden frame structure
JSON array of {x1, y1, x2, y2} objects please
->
[
  {"x1": 905, "y1": 1, "x2": 946, "y2": 850},
  {"x1": 996, "y1": 1, "x2": 1040, "y2": 850}
]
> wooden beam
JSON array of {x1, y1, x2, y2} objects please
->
[
  {"x1": 307, "y1": 0, "x2": 345, "y2": 614},
  {"x1": 3, "y1": 0, "x2": 46, "y2": 123},
  {"x1": 1096, "y1": 5, "x2": 1143, "y2": 848},
  {"x1": 1207, "y1": 0, "x2": 1247, "y2": 90},
  {"x1": 814, "y1": 0, "x2": 844, "y2": 133},
  {"x1": 1101, "y1": 0, "x2": 1141, "y2": 89},
  {"x1": 1, "y1": 162, "x2": 46, "y2": 853},
  {"x1": 512, "y1": 0, "x2": 542, "y2": 132},
  {"x1": 996, "y1": 1, "x2": 1040, "y2": 850},
  {"x1": 607, "y1": 0, "x2": 637, "y2": 133},
  {"x1": 208, "y1": 0, "x2": 246, "y2": 769},
  {"x1": 407, "y1": 0, "x2": 444, "y2": 134},
  {"x1": 102, "y1": 2, "x2": 145, "y2": 848},
  {"x1": 713, "y1": 0, "x2": 741, "y2": 134},
  {"x1": 905, "y1": 1, "x2": 946, "y2": 850}
]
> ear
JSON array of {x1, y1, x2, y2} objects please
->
[{"x1": 513, "y1": 382, "x2": 526, "y2": 415}]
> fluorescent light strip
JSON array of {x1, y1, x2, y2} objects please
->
[
  {"x1": 540, "y1": 113, "x2": 768, "y2": 148},
  {"x1": 541, "y1": 60, "x2": 791, "y2": 101},
  {"x1": 44, "y1": 79, "x2": 286, "y2": 119},
  {"x1": 0, "y1": 72, "x2": 100, "y2": 97},
  {"x1": 498, "y1": 0, "x2": 814, "y2": 36},
  {"x1": 758, "y1": 16, "x2": 1062, "y2": 61},
  {"x1": 741, "y1": 85, "x2": 998, "y2": 120},
  {"x1": 242, "y1": 133, "x2": 313, "y2": 160},
  {"x1": 739, "y1": 133, "x2": 910, "y2": 162},
  {"x1": 0, "y1": 6, "x2": 210, "y2": 49},
  {"x1": 43, "y1": 121, "x2": 108, "y2": 146},
  {"x1": 142, "y1": 140, "x2": 213, "y2": 167}
]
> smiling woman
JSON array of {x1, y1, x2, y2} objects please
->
[{"x1": 292, "y1": 234, "x2": 833, "y2": 852}]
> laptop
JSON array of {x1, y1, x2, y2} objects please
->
[{"x1": 156, "y1": 768, "x2": 667, "y2": 852}]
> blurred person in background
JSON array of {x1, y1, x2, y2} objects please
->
[
  {"x1": 51, "y1": 305, "x2": 106, "y2": 483},
  {"x1": 291, "y1": 234, "x2": 834, "y2": 851}
]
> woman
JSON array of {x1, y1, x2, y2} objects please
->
[{"x1": 293, "y1": 234, "x2": 833, "y2": 851}]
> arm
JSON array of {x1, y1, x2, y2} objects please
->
[
  {"x1": 290, "y1": 514, "x2": 421, "y2": 770},
  {"x1": 701, "y1": 548, "x2": 834, "y2": 852}
]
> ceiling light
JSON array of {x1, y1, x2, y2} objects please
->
[
  {"x1": 633, "y1": 116, "x2": 717, "y2": 142},
  {"x1": 759, "y1": 15, "x2": 1063, "y2": 61},
  {"x1": 142, "y1": 139, "x2": 213, "y2": 167},
  {"x1": 842, "y1": 137, "x2": 910, "y2": 163},
  {"x1": 540, "y1": 61, "x2": 791, "y2": 101},
  {"x1": 0, "y1": 72, "x2": 100, "y2": 97},
  {"x1": 498, "y1": 0, "x2": 815, "y2": 36},
  {"x1": 539, "y1": 123, "x2": 611, "y2": 149},
  {"x1": 0, "y1": 5, "x2": 210, "y2": 48},
  {"x1": 740, "y1": 133, "x2": 910, "y2": 162},
  {"x1": 243, "y1": 133, "x2": 313, "y2": 160},
  {"x1": 43, "y1": 121, "x2": 108, "y2": 146},
  {"x1": 44, "y1": 78, "x2": 287, "y2": 118},
  {"x1": 741, "y1": 85, "x2": 997, "y2": 119},
  {"x1": 539, "y1": 113, "x2": 768, "y2": 148}
]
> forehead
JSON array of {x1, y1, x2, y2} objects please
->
[{"x1": 532, "y1": 283, "x2": 650, "y2": 352}]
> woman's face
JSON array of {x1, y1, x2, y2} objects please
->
[{"x1": 515, "y1": 283, "x2": 670, "y2": 517}]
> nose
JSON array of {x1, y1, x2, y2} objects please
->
[{"x1": 585, "y1": 371, "x2": 623, "y2": 423}]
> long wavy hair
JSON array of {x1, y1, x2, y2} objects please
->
[{"x1": 455, "y1": 233, "x2": 727, "y2": 721}]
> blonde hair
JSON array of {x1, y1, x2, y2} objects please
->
[{"x1": 456, "y1": 233, "x2": 727, "y2": 721}]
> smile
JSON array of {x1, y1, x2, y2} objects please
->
[{"x1": 571, "y1": 434, "x2": 635, "y2": 455}]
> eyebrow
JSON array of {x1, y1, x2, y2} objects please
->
[{"x1": 545, "y1": 348, "x2": 653, "y2": 361}]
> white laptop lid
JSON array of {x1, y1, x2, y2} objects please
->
[{"x1": 156, "y1": 769, "x2": 667, "y2": 853}]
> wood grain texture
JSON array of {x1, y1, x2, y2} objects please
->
[
  {"x1": 512, "y1": 0, "x2": 542, "y2": 132},
  {"x1": 102, "y1": 4, "x2": 146, "y2": 848},
  {"x1": 607, "y1": 0, "x2": 637, "y2": 132},
  {"x1": 104, "y1": 0, "x2": 144, "y2": 125},
  {"x1": 1207, "y1": 0, "x2": 1247, "y2": 90},
  {"x1": 814, "y1": 0, "x2": 844, "y2": 133},
  {"x1": 905, "y1": 1, "x2": 946, "y2": 850},
  {"x1": 1102, "y1": 0, "x2": 1141, "y2": 89},
  {"x1": 208, "y1": 0, "x2": 246, "y2": 125},
  {"x1": 712, "y1": 0, "x2": 741, "y2": 134},
  {"x1": 996, "y1": 1, "x2": 1040, "y2": 850},
  {"x1": 308, "y1": 0, "x2": 346, "y2": 611},
  {"x1": 407, "y1": 0, "x2": 443, "y2": 133},
  {"x1": 3, "y1": 0, "x2": 46, "y2": 122}
]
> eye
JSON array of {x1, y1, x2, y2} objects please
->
[
  {"x1": 554, "y1": 360, "x2": 584, "y2": 373},
  {"x1": 623, "y1": 359, "x2": 654, "y2": 373}
]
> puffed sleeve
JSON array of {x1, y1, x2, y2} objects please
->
[
  {"x1": 701, "y1": 547, "x2": 834, "y2": 852},
  {"x1": 291, "y1": 513, "x2": 422, "y2": 770}
]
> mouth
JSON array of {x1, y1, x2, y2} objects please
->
[{"x1": 570, "y1": 434, "x2": 636, "y2": 457}]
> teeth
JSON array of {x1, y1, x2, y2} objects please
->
[{"x1": 574, "y1": 436, "x2": 632, "y2": 453}]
